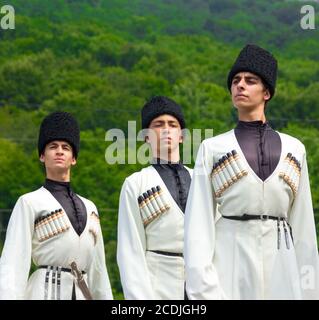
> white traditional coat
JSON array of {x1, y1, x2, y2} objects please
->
[
  {"x1": 117, "y1": 165, "x2": 192, "y2": 300},
  {"x1": 184, "y1": 129, "x2": 319, "y2": 300},
  {"x1": 0, "y1": 187, "x2": 113, "y2": 300}
]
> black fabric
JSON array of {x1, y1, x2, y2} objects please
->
[
  {"x1": 222, "y1": 214, "x2": 285, "y2": 221},
  {"x1": 71, "y1": 281, "x2": 76, "y2": 300},
  {"x1": 44, "y1": 179, "x2": 87, "y2": 236},
  {"x1": 141, "y1": 96, "x2": 185, "y2": 129},
  {"x1": 38, "y1": 265, "x2": 86, "y2": 274},
  {"x1": 234, "y1": 121, "x2": 281, "y2": 181},
  {"x1": 38, "y1": 111, "x2": 80, "y2": 158},
  {"x1": 227, "y1": 44, "x2": 278, "y2": 99},
  {"x1": 148, "y1": 250, "x2": 183, "y2": 257},
  {"x1": 152, "y1": 158, "x2": 191, "y2": 213},
  {"x1": 184, "y1": 286, "x2": 188, "y2": 300}
]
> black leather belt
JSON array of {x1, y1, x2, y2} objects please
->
[
  {"x1": 38, "y1": 265, "x2": 86, "y2": 275},
  {"x1": 222, "y1": 214, "x2": 293, "y2": 250},
  {"x1": 222, "y1": 214, "x2": 285, "y2": 221},
  {"x1": 148, "y1": 250, "x2": 183, "y2": 257}
]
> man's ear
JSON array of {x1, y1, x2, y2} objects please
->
[
  {"x1": 264, "y1": 88, "x2": 271, "y2": 101},
  {"x1": 71, "y1": 158, "x2": 77, "y2": 166},
  {"x1": 179, "y1": 128, "x2": 185, "y2": 144},
  {"x1": 39, "y1": 154, "x2": 45, "y2": 163}
]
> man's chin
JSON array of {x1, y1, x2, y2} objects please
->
[
  {"x1": 159, "y1": 141, "x2": 172, "y2": 149},
  {"x1": 52, "y1": 164, "x2": 69, "y2": 172},
  {"x1": 158, "y1": 147, "x2": 172, "y2": 157},
  {"x1": 234, "y1": 103, "x2": 255, "y2": 111}
]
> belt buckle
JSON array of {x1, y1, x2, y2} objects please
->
[{"x1": 260, "y1": 214, "x2": 269, "y2": 221}]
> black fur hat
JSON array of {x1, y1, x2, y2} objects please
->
[
  {"x1": 141, "y1": 96, "x2": 185, "y2": 129},
  {"x1": 38, "y1": 111, "x2": 80, "y2": 158},
  {"x1": 227, "y1": 44, "x2": 278, "y2": 99}
]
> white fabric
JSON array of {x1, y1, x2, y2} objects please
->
[
  {"x1": 117, "y1": 165, "x2": 192, "y2": 300},
  {"x1": 184, "y1": 129, "x2": 319, "y2": 300},
  {"x1": 0, "y1": 187, "x2": 113, "y2": 300}
]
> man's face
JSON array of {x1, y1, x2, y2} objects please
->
[
  {"x1": 40, "y1": 140, "x2": 76, "y2": 173},
  {"x1": 146, "y1": 114, "x2": 183, "y2": 159},
  {"x1": 231, "y1": 72, "x2": 270, "y2": 111}
]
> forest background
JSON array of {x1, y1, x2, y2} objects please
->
[{"x1": 0, "y1": 0, "x2": 318, "y2": 299}]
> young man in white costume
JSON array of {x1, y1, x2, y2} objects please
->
[
  {"x1": 0, "y1": 111, "x2": 113, "y2": 300},
  {"x1": 117, "y1": 96, "x2": 193, "y2": 299},
  {"x1": 184, "y1": 44, "x2": 319, "y2": 300}
]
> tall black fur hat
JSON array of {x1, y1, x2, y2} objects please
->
[
  {"x1": 227, "y1": 44, "x2": 278, "y2": 99},
  {"x1": 141, "y1": 96, "x2": 185, "y2": 129},
  {"x1": 38, "y1": 111, "x2": 80, "y2": 158}
]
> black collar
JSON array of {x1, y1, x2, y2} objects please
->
[
  {"x1": 236, "y1": 120, "x2": 271, "y2": 131},
  {"x1": 151, "y1": 158, "x2": 184, "y2": 171},
  {"x1": 151, "y1": 158, "x2": 182, "y2": 165},
  {"x1": 44, "y1": 178, "x2": 71, "y2": 193}
]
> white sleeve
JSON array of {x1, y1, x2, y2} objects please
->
[
  {"x1": 184, "y1": 141, "x2": 226, "y2": 300},
  {"x1": 288, "y1": 148, "x2": 319, "y2": 299},
  {"x1": 116, "y1": 178, "x2": 156, "y2": 300},
  {"x1": 87, "y1": 207, "x2": 113, "y2": 300},
  {"x1": 0, "y1": 196, "x2": 33, "y2": 300}
]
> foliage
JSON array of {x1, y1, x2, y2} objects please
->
[{"x1": 0, "y1": 0, "x2": 318, "y2": 298}]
